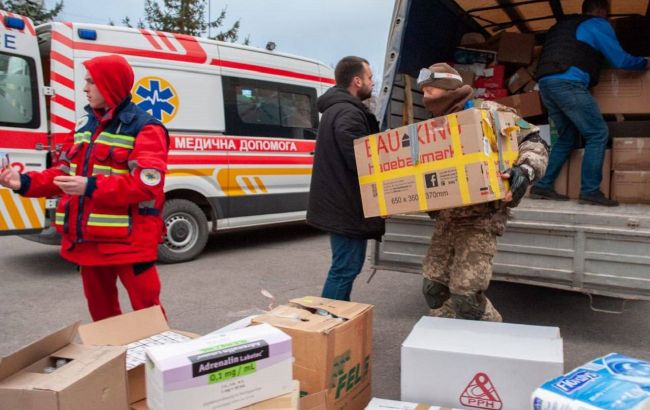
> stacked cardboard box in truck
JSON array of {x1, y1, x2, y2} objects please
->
[{"x1": 608, "y1": 122, "x2": 650, "y2": 203}]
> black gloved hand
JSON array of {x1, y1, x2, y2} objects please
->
[{"x1": 506, "y1": 166, "x2": 530, "y2": 207}]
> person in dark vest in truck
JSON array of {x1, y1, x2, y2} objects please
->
[{"x1": 530, "y1": 0, "x2": 649, "y2": 206}]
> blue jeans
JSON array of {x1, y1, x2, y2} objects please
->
[
  {"x1": 535, "y1": 80, "x2": 609, "y2": 194},
  {"x1": 321, "y1": 233, "x2": 367, "y2": 301}
]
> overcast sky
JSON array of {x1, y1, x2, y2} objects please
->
[{"x1": 46, "y1": 0, "x2": 395, "y2": 88}]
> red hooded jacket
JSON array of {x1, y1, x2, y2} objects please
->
[{"x1": 20, "y1": 55, "x2": 169, "y2": 266}]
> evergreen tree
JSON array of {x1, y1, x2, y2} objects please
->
[
  {"x1": 0, "y1": 0, "x2": 63, "y2": 25},
  {"x1": 129, "y1": 0, "x2": 246, "y2": 43}
]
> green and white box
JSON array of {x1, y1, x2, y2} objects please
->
[{"x1": 145, "y1": 323, "x2": 293, "y2": 410}]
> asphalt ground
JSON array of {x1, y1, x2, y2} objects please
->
[{"x1": 1, "y1": 224, "x2": 649, "y2": 401}]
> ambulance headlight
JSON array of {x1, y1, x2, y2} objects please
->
[
  {"x1": 77, "y1": 28, "x2": 97, "y2": 41},
  {"x1": 4, "y1": 16, "x2": 25, "y2": 30}
]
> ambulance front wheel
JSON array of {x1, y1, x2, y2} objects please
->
[{"x1": 158, "y1": 199, "x2": 209, "y2": 264}]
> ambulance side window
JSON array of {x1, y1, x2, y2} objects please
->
[
  {"x1": 222, "y1": 76, "x2": 318, "y2": 139},
  {"x1": 0, "y1": 52, "x2": 39, "y2": 128}
]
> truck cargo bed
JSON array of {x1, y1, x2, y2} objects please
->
[{"x1": 371, "y1": 198, "x2": 650, "y2": 300}]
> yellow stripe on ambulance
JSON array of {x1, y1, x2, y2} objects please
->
[{"x1": 0, "y1": 189, "x2": 46, "y2": 231}]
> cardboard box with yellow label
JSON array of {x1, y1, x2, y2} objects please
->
[{"x1": 354, "y1": 108, "x2": 519, "y2": 218}]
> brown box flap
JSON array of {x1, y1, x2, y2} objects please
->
[
  {"x1": 299, "y1": 389, "x2": 328, "y2": 410},
  {"x1": 78, "y1": 306, "x2": 169, "y2": 346},
  {"x1": 289, "y1": 297, "x2": 372, "y2": 320},
  {"x1": 0, "y1": 322, "x2": 79, "y2": 382},
  {"x1": 33, "y1": 344, "x2": 125, "y2": 391},
  {"x1": 253, "y1": 305, "x2": 341, "y2": 333}
]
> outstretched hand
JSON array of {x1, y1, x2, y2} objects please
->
[{"x1": 0, "y1": 167, "x2": 21, "y2": 190}]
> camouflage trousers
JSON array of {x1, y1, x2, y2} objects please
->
[{"x1": 422, "y1": 218, "x2": 502, "y2": 322}]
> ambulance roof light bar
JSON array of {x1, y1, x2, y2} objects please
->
[
  {"x1": 77, "y1": 28, "x2": 97, "y2": 41},
  {"x1": 4, "y1": 16, "x2": 25, "y2": 30}
]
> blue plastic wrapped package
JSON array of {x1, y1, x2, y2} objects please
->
[{"x1": 532, "y1": 353, "x2": 650, "y2": 410}]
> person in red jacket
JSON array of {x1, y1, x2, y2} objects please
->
[{"x1": 0, "y1": 54, "x2": 169, "y2": 321}]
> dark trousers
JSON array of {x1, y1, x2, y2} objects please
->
[
  {"x1": 535, "y1": 79, "x2": 609, "y2": 194},
  {"x1": 321, "y1": 233, "x2": 367, "y2": 301}
]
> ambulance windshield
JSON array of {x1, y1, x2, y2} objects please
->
[{"x1": 0, "y1": 52, "x2": 35, "y2": 126}]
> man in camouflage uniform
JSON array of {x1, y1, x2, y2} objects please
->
[{"x1": 418, "y1": 63, "x2": 549, "y2": 322}]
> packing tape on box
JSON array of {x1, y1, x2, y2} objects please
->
[{"x1": 361, "y1": 111, "x2": 519, "y2": 216}]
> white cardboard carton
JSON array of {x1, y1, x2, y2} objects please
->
[
  {"x1": 401, "y1": 317, "x2": 563, "y2": 410},
  {"x1": 145, "y1": 323, "x2": 293, "y2": 410},
  {"x1": 366, "y1": 398, "x2": 463, "y2": 409}
]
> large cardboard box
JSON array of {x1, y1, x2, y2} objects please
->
[
  {"x1": 131, "y1": 380, "x2": 300, "y2": 410},
  {"x1": 494, "y1": 90, "x2": 544, "y2": 118},
  {"x1": 611, "y1": 171, "x2": 650, "y2": 204},
  {"x1": 145, "y1": 323, "x2": 293, "y2": 410},
  {"x1": 354, "y1": 108, "x2": 519, "y2": 218},
  {"x1": 593, "y1": 69, "x2": 650, "y2": 114},
  {"x1": 253, "y1": 297, "x2": 373, "y2": 410},
  {"x1": 401, "y1": 317, "x2": 563, "y2": 410},
  {"x1": 0, "y1": 323, "x2": 128, "y2": 410},
  {"x1": 366, "y1": 398, "x2": 462, "y2": 410},
  {"x1": 567, "y1": 149, "x2": 612, "y2": 199},
  {"x1": 476, "y1": 32, "x2": 536, "y2": 65},
  {"x1": 78, "y1": 306, "x2": 198, "y2": 406},
  {"x1": 612, "y1": 138, "x2": 650, "y2": 170}
]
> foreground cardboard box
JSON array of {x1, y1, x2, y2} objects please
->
[
  {"x1": 131, "y1": 381, "x2": 300, "y2": 410},
  {"x1": 366, "y1": 398, "x2": 462, "y2": 410},
  {"x1": 532, "y1": 353, "x2": 650, "y2": 409},
  {"x1": 0, "y1": 323, "x2": 128, "y2": 410},
  {"x1": 253, "y1": 297, "x2": 373, "y2": 410},
  {"x1": 612, "y1": 138, "x2": 650, "y2": 170},
  {"x1": 611, "y1": 171, "x2": 650, "y2": 204},
  {"x1": 145, "y1": 323, "x2": 293, "y2": 410},
  {"x1": 494, "y1": 90, "x2": 544, "y2": 118},
  {"x1": 567, "y1": 149, "x2": 611, "y2": 200},
  {"x1": 78, "y1": 306, "x2": 197, "y2": 405},
  {"x1": 401, "y1": 317, "x2": 563, "y2": 410},
  {"x1": 354, "y1": 108, "x2": 519, "y2": 218},
  {"x1": 593, "y1": 69, "x2": 650, "y2": 114}
]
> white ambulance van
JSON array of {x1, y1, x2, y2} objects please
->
[{"x1": 0, "y1": 11, "x2": 334, "y2": 262}]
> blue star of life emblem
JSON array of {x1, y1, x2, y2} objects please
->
[{"x1": 134, "y1": 79, "x2": 177, "y2": 122}]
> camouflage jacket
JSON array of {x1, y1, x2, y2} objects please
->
[{"x1": 431, "y1": 101, "x2": 549, "y2": 235}]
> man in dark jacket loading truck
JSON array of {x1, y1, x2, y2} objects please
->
[
  {"x1": 530, "y1": 0, "x2": 649, "y2": 206},
  {"x1": 307, "y1": 56, "x2": 385, "y2": 301}
]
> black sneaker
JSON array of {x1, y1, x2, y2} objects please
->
[
  {"x1": 529, "y1": 185, "x2": 570, "y2": 201},
  {"x1": 578, "y1": 191, "x2": 619, "y2": 207}
]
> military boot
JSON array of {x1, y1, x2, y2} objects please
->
[
  {"x1": 429, "y1": 299, "x2": 456, "y2": 318},
  {"x1": 422, "y1": 278, "x2": 450, "y2": 309},
  {"x1": 480, "y1": 297, "x2": 502, "y2": 322},
  {"x1": 449, "y1": 292, "x2": 494, "y2": 320}
]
